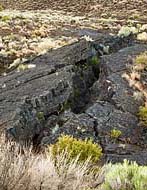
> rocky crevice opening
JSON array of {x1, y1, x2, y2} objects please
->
[{"x1": 0, "y1": 33, "x2": 147, "y2": 164}]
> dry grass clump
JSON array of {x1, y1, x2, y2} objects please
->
[
  {"x1": 0, "y1": 135, "x2": 102, "y2": 190},
  {"x1": 0, "y1": 134, "x2": 147, "y2": 190},
  {"x1": 122, "y1": 52, "x2": 147, "y2": 108},
  {"x1": 0, "y1": 135, "x2": 32, "y2": 190},
  {"x1": 122, "y1": 52, "x2": 147, "y2": 128}
]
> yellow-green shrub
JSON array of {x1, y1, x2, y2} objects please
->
[
  {"x1": 102, "y1": 160, "x2": 147, "y2": 190},
  {"x1": 50, "y1": 135, "x2": 102, "y2": 163},
  {"x1": 138, "y1": 106, "x2": 147, "y2": 127},
  {"x1": 90, "y1": 55, "x2": 100, "y2": 65},
  {"x1": 110, "y1": 129, "x2": 122, "y2": 139},
  {"x1": 0, "y1": 4, "x2": 3, "y2": 11},
  {"x1": 134, "y1": 52, "x2": 147, "y2": 71},
  {"x1": 1, "y1": 15, "x2": 11, "y2": 22},
  {"x1": 135, "y1": 52, "x2": 147, "y2": 65}
]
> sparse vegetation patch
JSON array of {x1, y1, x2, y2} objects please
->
[
  {"x1": 103, "y1": 160, "x2": 147, "y2": 190},
  {"x1": 50, "y1": 135, "x2": 103, "y2": 164},
  {"x1": 138, "y1": 106, "x2": 147, "y2": 127},
  {"x1": 110, "y1": 129, "x2": 122, "y2": 139},
  {"x1": 135, "y1": 52, "x2": 147, "y2": 65}
]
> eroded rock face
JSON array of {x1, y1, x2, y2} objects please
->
[
  {"x1": 0, "y1": 33, "x2": 147, "y2": 164},
  {"x1": 87, "y1": 45, "x2": 147, "y2": 165}
]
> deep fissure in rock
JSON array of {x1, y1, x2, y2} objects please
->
[
  {"x1": 69, "y1": 56, "x2": 100, "y2": 114},
  {"x1": 6, "y1": 36, "x2": 133, "y2": 146}
]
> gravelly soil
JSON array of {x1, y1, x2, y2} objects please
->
[
  {"x1": 0, "y1": 0, "x2": 146, "y2": 74},
  {"x1": 0, "y1": 0, "x2": 147, "y2": 20}
]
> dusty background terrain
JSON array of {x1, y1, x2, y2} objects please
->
[
  {"x1": 0, "y1": 0, "x2": 147, "y2": 20},
  {"x1": 0, "y1": 0, "x2": 147, "y2": 74}
]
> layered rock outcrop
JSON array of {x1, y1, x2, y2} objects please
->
[{"x1": 0, "y1": 33, "x2": 147, "y2": 164}]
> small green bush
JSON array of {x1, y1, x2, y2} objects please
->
[
  {"x1": 138, "y1": 106, "x2": 147, "y2": 127},
  {"x1": 110, "y1": 129, "x2": 122, "y2": 139},
  {"x1": 135, "y1": 52, "x2": 147, "y2": 65},
  {"x1": 103, "y1": 160, "x2": 147, "y2": 190},
  {"x1": 50, "y1": 135, "x2": 102, "y2": 163},
  {"x1": 36, "y1": 111, "x2": 45, "y2": 121},
  {"x1": 89, "y1": 55, "x2": 100, "y2": 65},
  {"x1": 1, "y1": 15, "x2": 11, "y2": 22},
  {"x1": 0, "y1": 4, "x2": 3, "y2": 11}
]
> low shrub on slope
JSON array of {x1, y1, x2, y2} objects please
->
[{"x1": 0, "y1": 135, "x2": 146, "y2": 190}]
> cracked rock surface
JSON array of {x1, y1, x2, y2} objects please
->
[{"x1": 0, "y1": 33, "x2": 147, "y2": 164}]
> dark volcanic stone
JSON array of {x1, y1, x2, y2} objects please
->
[{"x1": 1, "y1": 34, "x2": 147, "y2": 165}]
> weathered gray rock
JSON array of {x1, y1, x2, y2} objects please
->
[
  {"x1": 91, "y1": 45, "x2": 147, "y2": 115},
  {"x1": 86, "y1": 102, "x2": 138, "y2": 139},
  {"x1": 1, "y1": 37, "x2": 105, "y2": 141},
  {"x1": 59, "y1": 112, "x2": 96, "y2": 139},
  {"x1": 106, "y1": 150, "x2": 147, "y2": 165},
  {"x1": 1, "y1": 33, "x2": 147, "y2": 165},
  {"x1": 0, "y1": 40, "x2": 86, "y2": 140},
  {"x1": 88, "y1": 44, "x2": 147, "y2": 164},
  {"x1": 40, "y1": 111, "x2": 96, "y2": 146}
]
